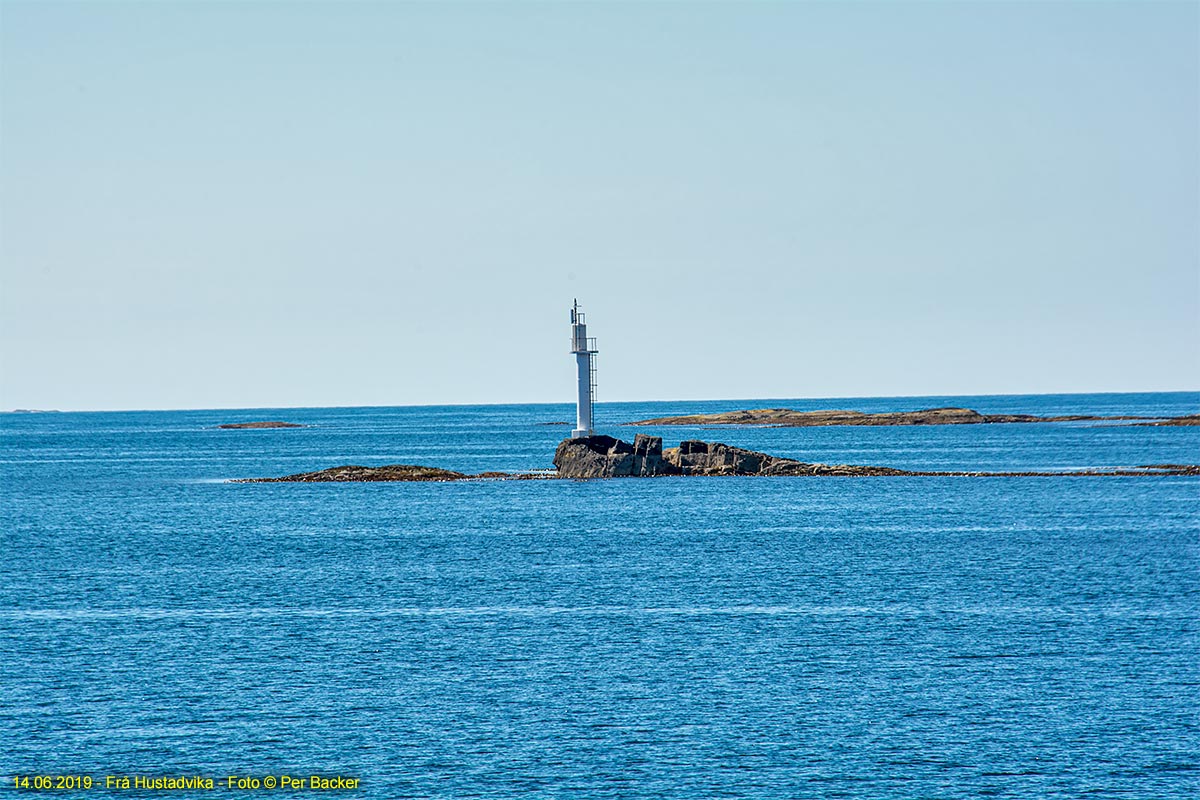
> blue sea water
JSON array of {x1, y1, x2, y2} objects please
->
[{"x1": 1, "y1": 392, "x2": 1197, "y2": 799}]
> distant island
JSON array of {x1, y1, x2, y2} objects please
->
[
  {"x1": 217, "y1": 421, "x2": 305, "y2": 429},
  {"x1": 627, "y1": 407, "x2": 1200, "y2": 427},
  {"x1": 234, "y1": 435, "x2": 1200, "y2": 483}
]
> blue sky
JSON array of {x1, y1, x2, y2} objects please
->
[{"x1": 1, "y1": 1, "x2": 1196, "y2": 410}]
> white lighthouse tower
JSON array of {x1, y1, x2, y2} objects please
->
[{"x1": 569, "y1": 299, "x2": 598, "y2": 438}]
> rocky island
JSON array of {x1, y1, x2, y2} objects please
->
[
  {"x1": 627, "y1": 407, "x2": 1192, "y2": 427},
  {"x1": 553, "y1": 434, "x2": 910, "y2": 477},
  {"x1": 552, "y1": 435, "x2": 1199, "y2": 479},
  {"x1": 234, "y1": 435, "x2": 1200, "y2": 482}
]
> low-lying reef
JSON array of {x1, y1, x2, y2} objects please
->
[
  {"x1": 1135, "y1": 414, "x2": 1200, "y2": 427},
  {"x1": 627, "y1": 407, "x2": 1195, "y2": 428},
  {"x1": 218, "y1": 421, "x2": 305, "y2": 429},
  {"x1": 235, "y1": 464, "x2": 532, "y2": 483}
]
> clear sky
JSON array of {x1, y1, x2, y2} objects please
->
[{"x1": 1, "y1": 0, "x2": 1196, "y2": 411}]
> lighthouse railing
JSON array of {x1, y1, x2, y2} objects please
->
[{"x1": 569, "y1": 336, "x2": 598, "y2": 354}]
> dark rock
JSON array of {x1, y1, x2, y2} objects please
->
[
  {"x1": 218, "y1": 421, "x2": 304, "y2": 429},
  {"x1": 632, "y1": 434, "x2": 667, "y2": 476},
  {"x1": 632, "y1": 433, "x2": 662, "y2": 457},
  {"x1": 553, "y1": 435, "x2": 652, "y2": 479}
]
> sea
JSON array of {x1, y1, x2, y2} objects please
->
[{"x1": 1, "y1": 392, "x2": 1197, "y2": 799}]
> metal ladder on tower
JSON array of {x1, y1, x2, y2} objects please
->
[{"x1": 588, "y1": 353, "x2": 597, "y2": 430}]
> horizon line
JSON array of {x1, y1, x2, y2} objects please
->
[{"x1": 4, "y1": 388, "x2": 1198, "y2": 415}]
